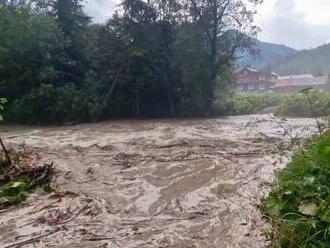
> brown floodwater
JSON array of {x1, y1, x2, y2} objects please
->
[{"x1": 0, "y1": 115, "x2": 317, "y2": 248}]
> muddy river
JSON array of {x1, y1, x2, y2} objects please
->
[{"x1": 0, "y1": 115, "x2": 316, "y2": 248}]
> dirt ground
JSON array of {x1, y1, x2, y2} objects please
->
[{"x1": 0, "y1": 115, "x2": 316, "y2": 248}]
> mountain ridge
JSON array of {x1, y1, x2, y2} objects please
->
[
  {"x1": 237, "y1": 40, "x2": 297, "y2": 70},
  {"x1": 272, "y1": 43, "x2": 330, "y2": 76},
  {"x1": 239, "y1": 40, "x2": 330, "y2": 77}
]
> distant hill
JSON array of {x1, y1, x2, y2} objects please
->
[
  {"x1": 237, "y1": 40, "x2": 297, "y2": 70},
  {"x1": 272, "y1": 43, "x2": 330, "y2": 76}
]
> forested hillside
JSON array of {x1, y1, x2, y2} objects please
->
[
  {"x1": 273, "y1": 43, "x2": 330, "y2": 76},
  {"x1": 0, "y1": 0, "x2": 261, "y2": 123},
  {"x1": 237, "y1": 40, "x2": 297, "y2": 69}
]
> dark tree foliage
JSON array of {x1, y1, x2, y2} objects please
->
[
  {"x1": 0, "y1": 0, "x2": 260, "y2": 123},
  {"x1": 53, "y1": 0, "x2": 92, "y2": 82}
]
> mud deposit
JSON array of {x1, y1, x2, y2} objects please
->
[{"x1": 0, "y1": 115, "x2": 316, "y2": 248}]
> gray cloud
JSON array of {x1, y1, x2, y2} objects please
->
[
  {"x1": 84, "y1": 0, "x2": 330, "y2": 49},
  {"x1": 84, "y1": 0, "x2": 118, "y2": 23},
  {"x1": 261, "y1": 0, "x2": 330, "y2": 49}
]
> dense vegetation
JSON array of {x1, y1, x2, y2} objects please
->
[
  {"x1": 275, "y1": 91, "x2": 330, "y2": 118},
  {"x1": 230, "y1": 91, "x2": 330, "y2": 117},
  {"x1": 0, "y1": 0, "x2": 261, "y2": 123},
  {"x1": 273, "y1": 43, "x2": 330, "y2": 76},
  {"x1": 266, "y1": 131, "x2": 330, "y2": 247},
  {"x1": 0, "y1": 98, "x2": 6, "y2": 120},
  {"x1": 240, "y1": 40, "x2": 330, "y2": 77},
  {"x1": 231, "y1": 93, "x2": 286, "y2": 115},
  {"x1": 237, "y1": 40, "x2": 297, "y2": 70},
  {"x1": 0, "y1": 97, "x2": 53, "y2": 208}
]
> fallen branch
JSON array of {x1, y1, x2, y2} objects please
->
[
  {"x1": 59, "y1": 204, "x2": 89, "y2": 225},
  {"x1": 84, "y1": 237, "x2": 116, "y2": 241},
  {"x1": 0, "y1": 150, "x2": 54, "y2": 209},
  {"x1": 85, "y1": 236, "x2": 122, "y2": 248},
  {"x1": 4, "y1": 229, "x2": 61, "y2": 248},
  {"x1": 0, "y1": 137, "x2": 11, "y2": 165}
]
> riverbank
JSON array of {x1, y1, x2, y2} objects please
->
[
  {"x1": 230, "y1": 90, "x2": 330, "y2": 117},
  {"x1": 266, "y1": 129, "x2": 330, "y2": 247}
]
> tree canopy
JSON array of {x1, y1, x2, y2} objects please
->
[{"x1": 0, "y1": 0, "x2": 260, "y2": 123}]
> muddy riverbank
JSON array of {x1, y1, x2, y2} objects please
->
[{"x1": 0, "y1": 115, "x2": 316, "y2": 248}]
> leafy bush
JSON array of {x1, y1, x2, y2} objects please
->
[
  {"x1": 0, "y1": 181, "x2": 29, "y2": 207},
  {"x1": 229, "y1": 91, "x2": 330, "y2": 117},
  {"x1": 0, "y1": 97, "x2": 6, "y2": 120},
  {"x1": 9, "y1": 84, "x2": 100, "y2": 124},
  {"x1": 10, "y1": 84, "x2": 57, "y2": 123},
  {"x1": 230, "y1": 93, "x2": 286, "y2": 115},
  {"x1": 266, "y1": 131, "x2": 330, "y2": 247},
  {"x1": 0, "y1": 149, "x2": 54, "y2": 208},
  {"x1": 275, "y1": 90, "x2": 330, "y2": 118}
]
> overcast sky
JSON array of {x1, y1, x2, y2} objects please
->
[
  {"x1": 84, "y1": 0, "x2": 330, "y2": 50},
  {"x1": 256, "y1": 0, "x2": 330, "y2": 49}
]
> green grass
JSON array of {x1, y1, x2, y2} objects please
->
[
  {"x1": 265, "y1": 131, "x2": 330, "y2": 247},
  {"x1": 275, "y1": 91, "x2": 330, "y2": 118},
  {"x1": 229, "y1": 90, "x2": 330, "y2": 117},
  {"x1": 231, "y1": 93, "x2": 286, "y2": 115}
]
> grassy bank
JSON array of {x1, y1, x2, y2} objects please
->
[
  {"x1": 275, "y1": 91, "x2": 330, "y2": 118},
  {"x1": 231, "y1": 93, "x2": 286, "y2": 115},
  {"x1": 265, "y1": 131, "x2": 330, "y2": 247},
  {"x1": 229, "y1": 90, "x2": 330, "y2": 117}
]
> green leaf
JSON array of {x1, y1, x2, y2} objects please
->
[
  {"x1": 298, "y1": 202, "x2": 318, "y2": 216},
  {"x1": 0, "y1": 197, "x2": 10, "y2": 205},
  {"x1": 2, "y1": 181, "x2": 27, "y2": 196},
  {"x1": 17, "y1": 191, "x2": 29, "y2": 202},
  {"x1": 320, "y1": 212, "x2": 330, "y2": 224},
  {"x1": 324, "y1": 146, "x2": 330, "y2": 154},
  {"x1": 11, "y1": 182, "x2": 26, "y2": 189},
  {"x1": 266, "y1": 196, "x2": 284, "y2": 216},
  {"x1": 43, "y1": 183, "x2": 55, "y2": 193},
  {"x1": 304, "y1": 176, "x2": 315, "y2": 185}
]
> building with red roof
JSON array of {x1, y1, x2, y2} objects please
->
[{"x1": 235, "y1": 67, "x2": 278, "y2": 91}]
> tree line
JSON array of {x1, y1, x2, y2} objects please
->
[
  {"x1": 272, "y1": 43, "x2": 330, "y2": 77},
  {"x1": 0, "y1": 0, "x2": 260, "y2": 123}
]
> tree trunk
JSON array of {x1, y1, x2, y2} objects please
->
[
  {"x1": 204, "y1": 2, "x2": 219, "y2": 115},
  {"x1": 0, "y1": 137, "x2": 11, "y2": 165},
  {"x1": 135, "y1": 82, "x2": 140, "y2": 117},
  {"x1": 204, "y1": 36, "x2": 218, "y2": 115},
  {"x1": 168, "y1": 93, "x2": 175, "y2": 117},
  {"x1": 165, "y1": 64, "x2": 175, "y2": 117}
]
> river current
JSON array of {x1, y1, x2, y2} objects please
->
[{"x1": 0, "y1": 115, "x2": 316, "y2": 247}]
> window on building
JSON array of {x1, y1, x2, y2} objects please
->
[{"x1": 259, "y1": 74, "x2": 265, "y2": 80}]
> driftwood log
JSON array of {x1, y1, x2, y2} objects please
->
[{"x1": 0, "y1": 137, "x2": 11, "y2": 165}]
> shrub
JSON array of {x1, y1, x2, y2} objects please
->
[
  {"x1": 266, "y1": 131, "x2": 330, "y2": 247},
  {"x1": 0, "y1": 98, "x2": 6, "y2": 120},
  {"x1": 9, "y1": 84, "x2": 100, "y2": 124},
  {"x1": 0, "y1": 149, "x2": 54, "y2": 208},
  {"x1": 228, "y1": 91, "x2": 330, "y2": 117},
  {"x1": 275, "y1": 90, "x2": 330, "y2": 118},
  {"x1": 10, "y1": 84, "x2": 57, "y2": 123},
  {"x1": 230, "y1": 93, "x2": 285, "y2": 115}
]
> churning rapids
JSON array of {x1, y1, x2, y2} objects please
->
[{"x1": 0, "y1": 115, "x2": 317, "y2": 248}]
